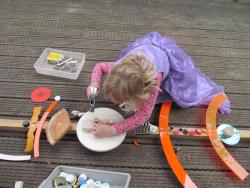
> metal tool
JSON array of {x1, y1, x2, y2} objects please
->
[{"x1": 89, "y1": 87, "x2": 97, "y2": 112}]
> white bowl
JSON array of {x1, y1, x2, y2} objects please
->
[{"x1": 76, "y1": 108, "x2": 126, "y2": 152}]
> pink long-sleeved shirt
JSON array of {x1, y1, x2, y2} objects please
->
[{"x1": 91, "y1": 62, "x2": 162, "y2": 134}]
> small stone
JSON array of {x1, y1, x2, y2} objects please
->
[
  {"x1": 94, "y1": 181, "x2": 102, "y2": 188},
  {"x1": 23, "y1": 120, "x2": 30, "y2": 127},
  {"x1": 86, "y1": 179, "x2": 94, "y2": 185},
  {"x1": 59, "y1": 172, "x2": 68, "y2": 178},
  {"x1": 222, "y1": 127, "x2": 234, "y2": 138},
  {"x1": 55, "y1": 95, "x2": 61, "y2": 101},
  {"x1": 71, "y1": 110, "x2": 79, "y2": 117},
  {"x1": 66, "y1": 174, "x2": 75, "y2": 184}
]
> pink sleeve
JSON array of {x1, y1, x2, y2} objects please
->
[
  {"x1": 91, "y1": 62, "x2": 113, "y2": 83},
  {"x1": 114, "y1": 74, "x2": 162, "y2": 133}
]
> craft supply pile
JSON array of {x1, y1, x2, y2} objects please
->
[{"x1": 53, "y1": 172, "x2": 110, "y2": 188}]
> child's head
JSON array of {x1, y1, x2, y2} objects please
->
[{"x1": 103, "y1": 52, "x2": 157, "y2": 111}]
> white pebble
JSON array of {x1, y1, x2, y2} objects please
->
[
  {"x1": 65, "y1": 174, "x2": 75, "y2": 183},
  {"x1": 71, "y1": 110, "x2": 79, "y2": 117},
  {"x1": 55, "y1": 95, "x2": 61, "y2": 101},
  {"x1": 59, "y1": 172, "x2": 68, "y2": 178},
  {"x1": 86, "y1": 179, "x2": 95, "y2": 185},
  {"x1": 94, "y1": 181, "x2": 102, "y2": 188}
]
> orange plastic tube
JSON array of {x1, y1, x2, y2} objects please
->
[
  {"x1": 24, "y1": 107, "x2": 42, "y2": 152},
  {"x1": 206, "y1": 93, "x2": 248, "y2": 181},
  {"x1": 34, "y1": 101, "x2": 58, "y2": 158},
  {"x1": 159, "y1": 102, "x2": 198, "y2": 188}
]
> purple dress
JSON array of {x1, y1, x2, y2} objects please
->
[{"x1": 116, "y1": 32, "x2": 230, "y2": 114}]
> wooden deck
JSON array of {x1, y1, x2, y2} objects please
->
[{"x1": 0, "y1": 0, "x2": 250, "y2": 187}]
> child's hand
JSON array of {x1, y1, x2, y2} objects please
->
[
  {"x1": 92, "y1": 122, "x2": 117, "y2": 138},
  {"x1": 86, "y1": 82, "x2": 100, "y2": 98}
]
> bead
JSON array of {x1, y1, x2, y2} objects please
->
[
  {"x1": 182, "y1": 129, "x2": 189, "y2": 135},
  {"x1": 23, "y1": 120, "x2": 30, "y2": 127},
  {"x1": 179, "y1": 128, "x2": 183, "y2": 131},
  {"x1": 195, "y1": 128, "x2": 202, "y2": 135}
]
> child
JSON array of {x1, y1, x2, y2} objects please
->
[{"x1": 87, "y1": 32, "x2": 230, "y2": 138}]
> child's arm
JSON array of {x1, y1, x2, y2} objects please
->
[
  {"x1": 114, "y1": 75, "x2": 162, "y2": 133},
  {"x1": 91, "y1": 62, "x2": 114, "y2": 84}
]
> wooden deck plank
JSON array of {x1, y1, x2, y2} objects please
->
[
  {"x1": 0, "y1": 136, "x2": 249, "y2": 172},
  {"x1": 0, "y1": 98, "x2": 250, "y2": 128},
  {"x1": 1, "y1": 55, "x2": 250, "y2": 70},
  {"x1": 0, "y1": 44, "x2": 249, "y2": 64},
  {"x1": 0, "y1": 35, "x2": 250, "y2": 54},
  {"x1": 1, "y1": 24, "x2": 250, "y2": 42},
  {"x1": 0, "y1": 0, "x2": 249, "y2": 32},
  {"x1": 0, "y1": 18, "x2": 250, "y2": 41},
  {"x1": 0, "y1": 82, "x2": 250, "y2": 110},
  {"x1": 1, "y1": 161, "x2": 249, "y2": 188}
]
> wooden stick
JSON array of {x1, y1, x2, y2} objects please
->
[{"x1": 0, "y1": 118, "x2": 250, "y2": 140}]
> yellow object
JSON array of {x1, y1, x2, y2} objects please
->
[
  {"x1": 24, "y1": 107, "x2": 42, "y2": 152},
  {"x1": 47, "y1": 52, "x2": 64, "y2": 62}
]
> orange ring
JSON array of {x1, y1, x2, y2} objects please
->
[
  {"x1": 159, "y1": 102, "x2": 197, "y2": 187},
  {"x1": 206, "y1": 93, "x2": 248, "y2": 181}
]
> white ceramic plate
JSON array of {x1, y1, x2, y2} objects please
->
[{"x1": 76, "y1": 108, "x2": 126, "y2": 152}]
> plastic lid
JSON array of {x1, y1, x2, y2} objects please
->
[{"x1": 31, "y1": 87, "x2": 51, "y2": 103}]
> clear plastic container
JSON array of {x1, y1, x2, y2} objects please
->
[
  {"x1": 34, "y1": 48, "x2": 85, "y2": 80},
  {"x1": 38, "y1": 166, "x2": 131, "y2": 188}
]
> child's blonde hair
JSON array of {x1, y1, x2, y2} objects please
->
[{"x1": 103, "y1": 52, "x2": 158, "y2": 111}]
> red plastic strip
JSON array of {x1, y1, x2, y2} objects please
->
[
  {"x1": 34, "y1": 101, "x2": 58, "y2": 158},
  {"x1": 206, "y1": 93, "x2": 248, "y2": 181},
  {"x1": 159, "y1": 102, "x2": 198, "y2": 188}
]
